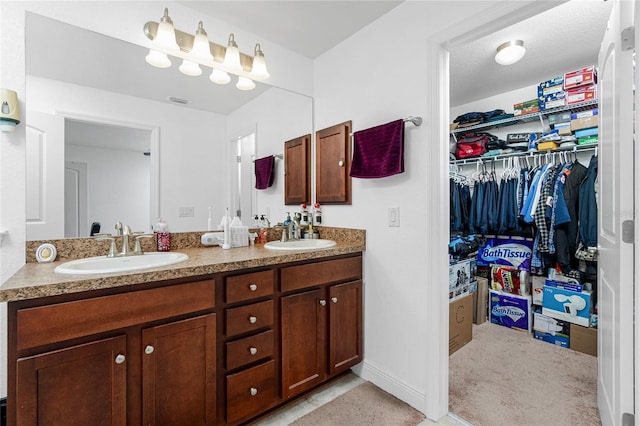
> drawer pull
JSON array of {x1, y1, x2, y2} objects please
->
[
  {"x1": 115, "y1": 354, "x2": 126, "y2": 365},
  {"x1": 249, "y1": 316, "x2": 257, "y2": 324},
  {"x1": 249, "y1": 283, "x2": 258, "y2": 291},
  {"x1": 332, "y1": 297, "x2": 338, "y2": 304},
  {"x1": 145, "y1": 345, "x2": 155, "y2": 355},
  {"x1": 250, "y1": 387, "x2": 258, "y2": 396},
  {"x1": 319, "y1": 299, "x2": 326, "y2": 306},
  {"x1": 249, "y1": 347, "x2": 258, "y2": 355}
]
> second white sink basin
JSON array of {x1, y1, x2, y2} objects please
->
[
  {"x1": 264, "y1": 239, "x2": 337, "y2": 251},
  {"x1": 54, "y1": 252, "x2": 189, "y2": 275}
]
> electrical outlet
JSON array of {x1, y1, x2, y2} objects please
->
[
  {"x1": 178, "y1": 206, "x2": 195, "y2": 217},
  {"x1": 388, "y1": 206, "x2": 400, "y2": 227}
]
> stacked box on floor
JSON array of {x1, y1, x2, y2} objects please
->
[
  {"x1": 542, "y1": 285, "x2": 593, "y2": 327},
  {"x1": 489, "y1": 290, "x2": 532, "y2": 332},
  {"x1": 449, "y1": 257, "x2": 477, "y2": 300},
  {"x1": 450, "y1": 293, "x2": 473, "y2": 355},
  {"x1": 533, "y1": 308, "x2": 570, "y2": 348}
]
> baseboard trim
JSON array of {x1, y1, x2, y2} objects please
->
[{"x1": 354, "y1": 360, "x2": 425, "y2": 414}]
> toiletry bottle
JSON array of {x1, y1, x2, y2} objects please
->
[
  {"x1": 283, "y1": 212, "x2": 292, "y2": 227},
  {"x1": 154, "y1": 218, "x2": 171, "y2": 252},
  {"x1": 222, "y1": 208, "x2": 231, "y2": 249},
  {"x1": 207, "y1": 207, "x2": 213, "y2": 231},
  {"x1": 313, "y1": 203, "x2": 322, "y2": 226},
  {"x1": 300, "y1": 203, "x2": 309, "y2": 224},
  {"x1": 258, "y1": 228, "x2": 268, "y2": 244}
]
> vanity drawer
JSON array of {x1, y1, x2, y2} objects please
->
[
  {"x1": 281, "y1": 256, "x2": 362, "y2": 293},
  {"x1": 16, "y1": 279, "x2": 215, "y2": 351},
  {"x1": 226, "y1": 329, "x2": 274, "y2": 370},
  {"x1": 226, "y1": 359, "x2": 276, "y2": 424},
  {"x1": 225, "y1": 300, "x2": 274, "y2": 337},
  {"x1": 226, "y1": 270, "x2": 274, "y2": 304}
]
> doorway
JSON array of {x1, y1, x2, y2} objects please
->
[{"x1": 231, "y1": 130, "x2": 257, "y2": 224}]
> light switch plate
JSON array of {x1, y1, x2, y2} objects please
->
[
  {"x1": 179, "y1": 206, "x2": 195, "y2": 217},
  {"x1": 388, "y1": 206, "x2": 400, "y2": 227}
]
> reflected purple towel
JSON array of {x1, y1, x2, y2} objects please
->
[
  {"x1": 255, "y1": 156, "x2": 275, "y2": 189},
  {"x1": 350, "y1": 119, "x2": 404, "y2": 178}
]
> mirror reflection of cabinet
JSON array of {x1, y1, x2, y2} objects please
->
[
  {"x1": 316, "y1": 121, "x2": 352, "y2": 204},
  {"x1": 284, "y1": 134, "x2": 311, "y2": 205}
]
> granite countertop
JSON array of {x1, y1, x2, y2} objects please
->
[{"x1": 0, "y1": 228, "x2": 365, "y2": 303}]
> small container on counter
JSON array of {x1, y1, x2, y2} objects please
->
[{"x1": 154, "y1": 218, "x2": 171, "y2": 252}]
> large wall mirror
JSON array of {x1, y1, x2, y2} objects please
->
[{"x1": 25, "y1": 13, "x2": 313, "y2": 241}]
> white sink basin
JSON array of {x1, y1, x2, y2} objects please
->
[
  {"x1": 264, "y1": 239, "x2": 337, "y2": 251},
  {"x1": 54, "y1": 252, "x2": 189, "y2": 275}
]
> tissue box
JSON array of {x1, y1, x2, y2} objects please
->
[
  {"x1": 489, "y1": 290, "x2": 532, "y2": 332},
  {"x1": 229, "y1": 226, "x2": 249, "y2": 247},
  {"x1": 477, "y1": 237, "x2": 533, "y2": 271},
  {"x1": 542, "y1": 286, "x2": 593, "y2": 327}
]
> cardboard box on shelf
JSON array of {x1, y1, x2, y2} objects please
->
[
  {"x1": 571, "y1": 115, "x2": 599, "y2": 131},
  {"x1": 555, "y1": 122, "x2": 573, "y2": 136},
  {"x1": 473, "y1": 277, "x2": 489, "y2": 325},
  {"x1": 449, "y1": 257, "x2": 477, "y2": 300},
  {"x1": 533, "y1": 310, "x2": 570, "y2": 348},
  {"x1": 548, "y1": 111, "x2": 572, "y2": 126},
  {"x1": 489, "y1": 290, "x2": 532, "y2": 332},
  {"x1": 575, "y1": 127, "x2": 598, "y2": 138},
  {"x1": 542, "y1": 286, "x2": 593, "y2": 327},
  {"x1": 514, "y1": 99, "x2": 541, "y2": 116},
  {"x1": 578, "y1": 136, "x2": 598, "y2": 145},
  {"x1": 566, "y1": 85, "x2": 597, "y2": 105},
  {"x1": 538, "y1": 77, "x2": 564, "y2": 97},
  {"x1": 450, "y1": 293, "x2": 473, "y2": 355},
  {"x1": 571, "y1": 108, "x2": 598, "y2": 120},
  {"x1": 570, "y1": 323, "x2": 597, "y2": 356},
  {"x1": 564, "y1": 66, "x2": 597, "y2": 90}
]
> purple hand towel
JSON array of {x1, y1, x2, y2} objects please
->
[
  {"x1": 255, "y1": 156, "x2": 275, "y2": 190},
  {"x1": 350, "y1": 119, "x2": 404, "y2": 178}
]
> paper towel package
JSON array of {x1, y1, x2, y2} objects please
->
[{"x1": 489, "y1": 290, "x2": 532, "y2": 332}]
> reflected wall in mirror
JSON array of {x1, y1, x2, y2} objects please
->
[{"x1": 25, "y1": 13, "x2": 313, "y2": 241}]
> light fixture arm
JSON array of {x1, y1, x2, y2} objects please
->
[{"x1": 143, "y1": 21, "x2": 255, "y2": 72}]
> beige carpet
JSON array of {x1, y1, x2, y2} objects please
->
[
  {"x1": 449, "y1": 322, "x2": 600, "y2": 426},
  {"x1": 291, "y1": 381, "x2": 426, "y2": 426}
]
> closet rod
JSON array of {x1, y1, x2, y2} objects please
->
[{"x1": 450, "y1": 145, "x2": 597, "y2": 167}]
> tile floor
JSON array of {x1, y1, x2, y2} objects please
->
[{"x1": 255, "y1": 372, "x2": 471, "y2": 425}]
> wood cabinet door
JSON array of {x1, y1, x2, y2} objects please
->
[
  {"x1": 316, "y1": 121, "x2": 352, "y2": 204},
  {"x1": 142, "y1": 314, "x2": 216, "y2": 426},
  {"x1": 16, "y1": 335, "x2": 127, "y2": 426},
  {"x1": 328, "y1": 281, "x2": 363, "y2": 375},
  {"x1": 284, "y1": 134, "x2": 311, "y2": 205},
  {"x1": 281, "y1": 289, "x2": 326, "y2": 399}
]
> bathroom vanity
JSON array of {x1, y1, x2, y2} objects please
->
[{"x1": 0, "y1": 229, "x2": 364, "y2": 425}]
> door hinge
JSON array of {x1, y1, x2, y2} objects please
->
[
  {"x1": 621, "y1": 26, "x2": 635, "y2": 51},
  {"x1": 236, "y1": 155, "x2": 242, "y2": 163},
  {"x1": 622, "y1": 412, "x2": 634, "y2": 426},
  {"x1": 622, "y1": 220, "x2": 634, "y2": 243}
]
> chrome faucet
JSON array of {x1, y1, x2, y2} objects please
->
[
  {"x1": 289, "y1": 214, "x2": 301, "y2": 240},
  {"x1": 119, "y1": 225, "x2": 132, "y2": 256}
]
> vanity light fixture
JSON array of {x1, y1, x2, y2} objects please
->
[
  {"x1": 0, "y1": 89, "x2": 20, "y2": 133},
  {"x1": 495, "y1": 40, "x2": 526, "y2": 65},
  {"x1": 143, "y1": 9, "x2": 270, "y2": 91}
]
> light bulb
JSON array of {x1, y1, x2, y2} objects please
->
[
  {"x1": 190, "y1": 21, "x2": 213, "y2": 63},
  {"x1": 179, "y1": 59, "x2": 202, "y2": 76},
  {"x1": 236, "y1": 76, "x2": 256, "y2": 91},
  {"x1": 145, "y1": 49, "x2": 171, "y2": 68},
  {"x1": 210, "y1": 68, "x2": 231, "y2": 84},
  {"x1": 155, "y1": 8, "x2": 180, "y2": 53},
  {"x1": 495, "y1": 40, "x2": 526, "y2": 66},
  {"x1": 251, "y1": 43, "x2": 270, "y2": 80},
  {"x1": 223, "y1": 33, "x2": 243, "y2": 72}
]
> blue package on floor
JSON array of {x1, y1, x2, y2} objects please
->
[
  {"x1": 542, "y1": 286, "x2": 592, "y2": 327},
  {"x1": 489, "y1": 290, "x2": 532, "y2": 332}
]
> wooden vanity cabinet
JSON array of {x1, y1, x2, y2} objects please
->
[
  {"x1": 8, "y1": 278, "x2": 216, "y2": 426},
  {"x1": 280, "y1": 256, "x2": 363, "y2": 400}
]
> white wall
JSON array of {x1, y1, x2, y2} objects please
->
[{"x1": 228, "y1": 87, "x2": 313, "y2": 225}]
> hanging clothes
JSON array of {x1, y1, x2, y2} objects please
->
[{"x1": 578, "y1": 155, "x2": 598, "y2": 248}]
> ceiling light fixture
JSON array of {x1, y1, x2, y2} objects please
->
[
  {"x1": 495, "y1": 40, "x2": 526, "y2": 66},
  {"x1": 143, "y1": 8, "x2": 270, "y2": 90}
]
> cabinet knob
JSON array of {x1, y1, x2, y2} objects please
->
[
  {"x1": 249, "y1": 316, "x2": 257, "y2": 324},
  {"x1": 332, "y1": 297, "x2": 338, "y2": 304},
  {"x1": 115, "y1": 354, "x2": 126, "y2": 365},
  {"x1": 249, "y1": 283, "x2": 258, "y2": 291},
  {"x1": 249, "y1": 347, "x2": 258, "y2": 355},
  {"x1": 319, "y1": 299, "x2": 326, "y2": 306},
  {"x1": 250, "y1": 387, "x2": 258, "y2": 396},
  {"x1": 145, "y1": 345, "x2": 155, "y2": 355},
  {"x1": 338, "y1": 159, "x2": 345, "y2": 167}
]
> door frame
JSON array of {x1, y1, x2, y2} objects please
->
[{"x1": 424, "y1": 0, "x2": 607, "y2": 421}]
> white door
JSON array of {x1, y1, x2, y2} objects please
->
[
  {"x1": 597, "y1": 1, "x2": 635, "y2": 424},
  {"x1": 25, "y1": 111, "x2": 65, "y2": 240}
]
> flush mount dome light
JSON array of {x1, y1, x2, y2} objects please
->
[{"x1": 495, "y1": 40, "x2": 526, "y2": 65}]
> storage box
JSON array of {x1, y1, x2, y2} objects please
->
[
  {"x1": 229, "y1": 226, "x2": 249, "y2": 247},
  {"x1": 531, "y1": 275, "x2": 546, "y2": 305},
  {"x1": 489, "y1": 290, "x2": 532, "y2": 332},
  {"x1": 539, "y1": 91, "x2": 566, "y2": 110},
  {"x1": 571, "y1": 115, "x2": 599, "y2": 131},
  {"x1": 571, "y1": 108, "x2": 598, "y2": 120},
  {"x1": 555, "y1": 122, "x2": 573, "y2": 136},
  {"x1": 473, "y1": 277, "x2": 489, "y2": 325},
  {"x1": 548, "y1": 111, "x2": 572, "y2": 126},
  {"x1": 578, "y1": 136, "x2": 598, "y2": 145},
  {"x1": 538, "y1": 77, "x2": 564, "y2": 97},
  {"x1": 450, "y1": 293, "x2": 473, "y2": 355},
  {"x1": 575, "y1": 127, "x2": 598, "y2": 138},
  {"x1": 533, "y1": 310, "x2": 570, "y2": 348},
  {"x1": 449, "y1": 257, "x2": 477, "y2": 300},
  {"x1": 570, "y1": 323, "x2": 597, "y2": 356},
  {"x1": 542, "y1": 286, "x2": 593, "y2": 327},
  {"x1": 564, "y1": 66, "x2": 597, "y2": 90},
  {"x1": 514, "y1": 99, "x2": 542, "y2": 116},
  {"x1": 566, "y1": 85, "x2": 597, "y2": 105},
  {"x1": 477, "y1": 237, "x2": 533, "y2": 271}
]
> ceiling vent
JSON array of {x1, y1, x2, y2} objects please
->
[{"x1": 168, "y1": 96, "x2": 191, "y2": 105}]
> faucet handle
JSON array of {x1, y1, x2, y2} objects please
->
[
  {"x1": 123, "y1": 225, "x2": 132, "y2": 235},
  {"x1": 115, "y1": 221, "x2": 123, "y2": 236},
  {"x1": 133, "y1": 233, "x2": 154, "y2": 254},
  {"x1": 95, "y1": 235, "x2": 117, "y2": 258}
]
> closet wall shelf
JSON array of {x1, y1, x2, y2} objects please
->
[
  {"x1": 450, "y1": 144, "x2": 597, "y2": 167},
  {"x1": 451, "y1": 99, "x2": 598, "y2": 135}
]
